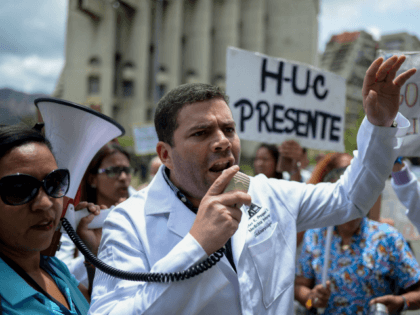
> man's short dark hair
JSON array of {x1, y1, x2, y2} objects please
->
[{"x1": 154, "y1": 83, "x2": 229, "y2": 146}]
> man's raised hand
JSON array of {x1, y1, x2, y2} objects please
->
[
  {"x1": 363, "y1": 55, "x2": 416, "y2": 127},
  {"x1": 190, "y1": 165, "x2": 252, "y2": 256}
]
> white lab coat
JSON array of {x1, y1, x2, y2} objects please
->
[
  {"x1": 89, "y1": 115, "x2": 409, "y2": 315},
  {"x1": 392, "y1": 165, "x2": 420, "y2": 233}
]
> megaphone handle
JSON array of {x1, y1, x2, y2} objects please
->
[{"x1": 73, "y1": 207, "x2": 114, "y2": 230}]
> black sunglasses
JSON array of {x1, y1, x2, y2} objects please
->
[
  {"x1": 0, "y1": 169, "x2": 70, "y2": 206},
  {"x1": 97, "y1": 166, "x2": 134, "y2": 178}
]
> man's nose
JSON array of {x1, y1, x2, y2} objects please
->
[{"x1": 211, "y1": 130, "x2": 231, "y2": 151}]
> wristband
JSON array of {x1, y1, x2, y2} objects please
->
[{"x1": 402, "y1": 295, "x2": 409, "y2": 311}]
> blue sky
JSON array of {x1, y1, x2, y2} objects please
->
[{"x1": 0, "y1": 0, "x2": 419, "y2": 95}]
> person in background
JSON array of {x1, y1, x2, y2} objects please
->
[
  {"x1": 315, "y1": 153, "x2": 326, "y2": 165},
  {"x1": 278, "y1": 140, "x2": 311, "y2": 183},
  {"x1": 138, "y1": 156, "x2": 163, "y2": 190},
  {"x1": 56, "y1": 143, "x2": 135, "y2": 288},
  {"x1": 149, "y1": 156, "x2": 163, "y2": 179},
  {"x1": 295, "y1": 153, "x2": 420, "y2": 314},
  {"x1": 0, "y1": 124, "x2": 102, "y2": 314},
  {"x1": 253, "y1": 143, "x2": 283, "y2": 179},
  {"x1": 391, "y1": 158, "x2": 420, "y2": 233},
  {"x1": 80, "y1": 143, "x2": 135, "y2": 205}
]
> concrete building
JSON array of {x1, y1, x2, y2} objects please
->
[
  {"x1": 54, "y1": 0, "x2": 320, "y2": 152},
  {"x1": 379, "y1": 32, "x2": 420, "y2": 51},
  {"x1": 320, "y1": 31, "x2": 377, "y2": 132}
]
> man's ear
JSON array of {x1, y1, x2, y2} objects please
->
[{"x1": 156, "y1": 141, "x2": 174, "y2": 170}]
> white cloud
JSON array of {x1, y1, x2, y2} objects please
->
[
  {"x1": 321, "y1": 1, "x2": 362, "y2": 23},
  {"x1": 366, "y1": 26, "x2": 382, "y2": 40},
  {"x1": 373, "y1": 0, "x2": 420, "y2": 13},
  {"x1": 0, "y1": 54, "x2": 64, "y2": 93}
]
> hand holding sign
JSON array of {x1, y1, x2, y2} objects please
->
[
  {"x1": 277, "y1": 140, "x2": 304, "y2": 180},
  {"x1": 363, "y1": 56, "x2": 417, "y2": 127}
]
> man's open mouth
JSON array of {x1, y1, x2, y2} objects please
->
[{"x1": 209, "y1": 161, "x2": 231, "y2": 172}]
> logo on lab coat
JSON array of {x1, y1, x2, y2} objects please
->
[{"x1": 248, "y1": 203, "x2": 261, "y2": 218}]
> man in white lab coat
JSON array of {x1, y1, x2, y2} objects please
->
[{"x1": 89, "y1": 56, "x2": 416, "y2": 314}]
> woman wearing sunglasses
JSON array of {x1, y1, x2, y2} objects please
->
[
  {"x1": 56, "y1": 143, "x2": 135, "y2": 288},
  {"x1": 0, "y1": 124, "x2": 102, "y2": 315},
  {"x1": 81, "y1": 143, "x2": 134, "y2": 207}
]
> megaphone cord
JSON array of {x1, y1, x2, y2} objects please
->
[{"x1": 61, "y1": 217, "x2": 226, "y2": 282}]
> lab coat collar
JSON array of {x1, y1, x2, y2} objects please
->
[
  {"x1": 144, "y1": 165, "x2": 196, "y2": 239},
  {"x1": 144, "y1": 165, "x2": 180, "y2": 216}
]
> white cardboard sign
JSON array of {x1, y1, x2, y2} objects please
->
[
  {"x1": 133, "y1": 124, "x2": 159, "y2": 155},
  {"x1": 226, "y1": 47, "x2": 346, "y2": 151}
]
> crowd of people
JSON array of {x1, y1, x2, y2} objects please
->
[{"x1": 0, "y1": 55, "x2": 419, "y2": 314}]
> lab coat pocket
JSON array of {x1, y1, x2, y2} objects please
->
[{"x1": 248, "y1": 222, "x2": 294, "y2": 308}]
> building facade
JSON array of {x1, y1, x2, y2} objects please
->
[
  {"x1": 54, "y1": 0, "x2": 320, "y2": 155},
  {"x1": 379, "y1": 32, "x2": 420, "y2": 51},
  {"x1": 320, "y1": 31, "x2": 377, "y2": 133}
]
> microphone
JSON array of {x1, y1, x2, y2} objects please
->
[{"x1": 223, "y1": 171, "x2": 250, "y2": 209}]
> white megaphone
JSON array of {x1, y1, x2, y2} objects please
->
[{"x1": 35, "y1": 97, "x2": 125, "y2": 255}]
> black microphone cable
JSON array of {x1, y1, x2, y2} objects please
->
[{"x1": 61, "y1": 217, "x2": 225, "y2": 282}]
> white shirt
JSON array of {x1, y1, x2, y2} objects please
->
[
  {"x1": 89, "y1": 114, "x2": 409, "y2": 315},
  {"x1": 392, "y1": 164, "x2": 420, "y2": 233}
]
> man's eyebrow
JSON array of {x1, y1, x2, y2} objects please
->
[
  {"x1": 187, "y1": 123, "x2": 212, "y2": 133},
  {"x1": 187, "y1": 120, "x2": 236, "y2": 133},
  {"x1": 224, "y1": 120, "x2": 236, "y2": 127}
]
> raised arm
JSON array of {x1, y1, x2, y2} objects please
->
[
  {"x1": 293, "y1": 57, "x2": 415, "y2": 231},
  {"x1": 363, "y1": 55, "x2": 416, "y2": 127}
]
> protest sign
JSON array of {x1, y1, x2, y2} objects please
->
[
  {"x1": 133, "y1": 124, "x2": 159, "y2": 155},
  {"x1": 377, "y1": 51, "x2": 420, "y2": 157},
  {"x1": 226, "y1": 47, "x2": 346, "y2": 151}
]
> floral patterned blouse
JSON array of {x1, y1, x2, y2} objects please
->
[{"x1": 296, "y1": 218, "x2": 420, "y2": 314}]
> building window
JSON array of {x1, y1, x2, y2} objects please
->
[
  {"x1": 112, "y1": 104, "x2": 120, "y2": 120},
  {"x1": 384, "y1": 39, "x2": 403, "y2": 51},
  {"x1": 157, "y1": 84, "x2": 166, "y2": 100},
  {"x1": 123, "y1": 80, "x2": 134, "y2": 97},
  {"x1": 348, "y1": 72, "x2": 364, "y2": 88},
  {"x1": 88, "y1": 76, "x2": 100, "y2": 94},
  {"x1": 89, "y1": 56, "x2": 101, "y2": 66},
  {"x1": 146, "y1": 107, "x2": 154, "y2": 122}
]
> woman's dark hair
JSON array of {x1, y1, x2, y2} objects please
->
[
  {"x1": 80, "y1": 143, "x2": 131, "y2": 203},
  {"x1": 256, "y1": 143, "x2": 283, "y2": 179},
  {"x1": 307, "y1": 152, "x2": 353, "y2": 184},
  {"x1": 0, "y1": 124, "x2": 53, "y2": 161}
]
